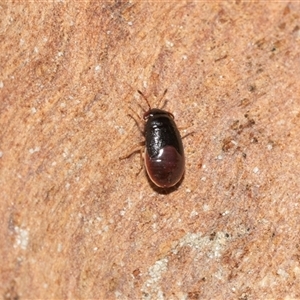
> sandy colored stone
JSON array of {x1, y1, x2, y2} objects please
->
[{"x1": 1, "y1": 1, "x2": 300, "y2": 299}]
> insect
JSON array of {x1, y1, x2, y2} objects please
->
[{"x1": 123, "y1": 90, "x2": 185, "y2": 188}]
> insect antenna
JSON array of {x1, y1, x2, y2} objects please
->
[
  {"x1": 157, "y1": 88, "x2": 168, "y2": 109},
  {"x1": 138, "y1": 90, "x2": 151, "y2": 110}
]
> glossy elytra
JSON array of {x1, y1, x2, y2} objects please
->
[{"x1": 134, "y1": 90, "x2": 185, "y2": 188}]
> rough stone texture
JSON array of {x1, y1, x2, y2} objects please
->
[{"x1": 1, "y1": 2, "x2": 300, "y2": 299}]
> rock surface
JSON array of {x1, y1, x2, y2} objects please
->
[{"x1": 1, "y1": 2, "x2": 300, "y2": 299}]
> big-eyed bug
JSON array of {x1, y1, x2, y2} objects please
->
[{"x1": 123, "y1": 90, "x2": 185, "y2": 188}]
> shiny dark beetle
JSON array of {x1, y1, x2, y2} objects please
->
[{"x1": 139, "y1": 90, "x2": 185, "y2": 188}]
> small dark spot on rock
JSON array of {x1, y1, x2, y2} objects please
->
[
  {"x1": 293, "y1": 25, "x2": 300, "y2": 33},
  {"x1": 230, "y1": 120, "x2": 240, "y2": 130},
  {"x1": 283, "y1": 5, "x2": 290, "y2": 16},
  {"x1": 209, "y1": 232, "x2": 216, "y2": 240},
  {"x1": 248, "y1": 85, "x2": 256, "y2": 92},
  {"x1": 251, "y1": 137, "x2": 258, "y2": 143},
  {"x1": 255, "y1": 38, "x2": 266, "y2": 49},
  {"x1": 3, "y1": 280, "x2": 19, "y2": 300},
  {"x1": 215, "y1": 54, "x2": 228, "y2": 62},
  {"x1": 132, "y1": 268, "x2": 141, "y2": 278},
  {"x1": 239, "y1": 98, "x2": 250, "y2": 107},
  {"x1": 188, "y1": 291, "x2": 201, "y2": 299},
  {"x1": 239, "y1": 293, "x2": 249, "y2": 300},
  {"x1": 222, "y1": 137, "x2": 235, "y2": 152},
  {"x1": 247, "y1": 119, "x2": 255, "y2": 127},
  {"x1": 278, "y1": 22, "x2": 286, "y2": 30}
]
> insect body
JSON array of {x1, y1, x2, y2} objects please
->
[{"x1": 143, "y1": 107, "x2": 185, "y2": 188}]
